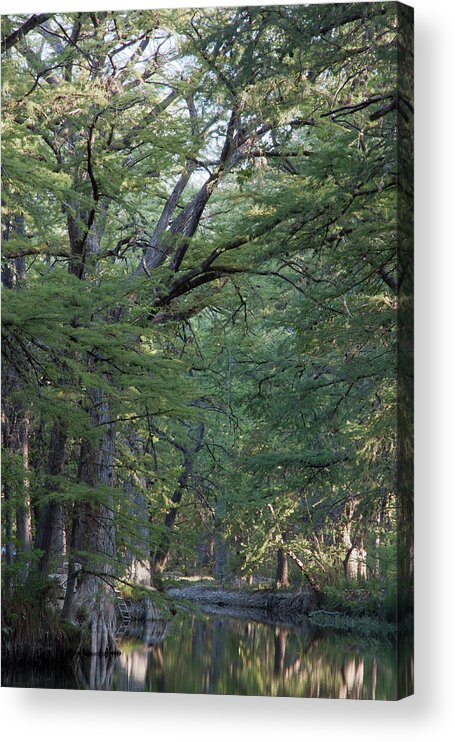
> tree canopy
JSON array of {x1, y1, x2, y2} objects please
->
[{"x1": 1, "y1": 3, "x2": 413, "y2": 657}]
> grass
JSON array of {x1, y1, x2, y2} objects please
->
[
  {"x1": 1, "y1": 580, "x2": 82, "y2": 663},
  {"x1": 320, "y1": 581, "x2": 398, "y2": 623},
  {"x1": 308, "y1": 609, "x2": 396, "y2": 637}
]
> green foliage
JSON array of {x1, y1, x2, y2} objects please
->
[
  {"x1": 1, "y1": 580, "x2": 80, "y2": 661},
  {"x1": 1, "y1": 3, "x2": 406, "y2": 635}
]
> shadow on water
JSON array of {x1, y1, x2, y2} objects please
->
[{"x1": 2, "y1": 610, "x2": 408, "y2": 699}]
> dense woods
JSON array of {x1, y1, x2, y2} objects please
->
[{"x1": 1, "y1": 2, "x2": 413, "y2": 663}]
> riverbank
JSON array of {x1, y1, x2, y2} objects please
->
[
  {"x1": 1, "y1": 581, "x2": 395, "y2": 664},
  {"x1": 1, "y1": 616, "x2": 82, "y2": 664},
  {"x1": 164, "y1": 584, "x2": 397, "y2": 637},
  {"x1": 167, "y1": 585, "x2": 319, "y2": 621}
]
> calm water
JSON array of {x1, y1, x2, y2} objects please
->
[{"x1": 2, "y1": 610, "x2": 405, "y2": 699}]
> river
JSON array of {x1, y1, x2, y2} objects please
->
[{"x1": 2, "y1": 606, "x2": 406, "y2": 699}]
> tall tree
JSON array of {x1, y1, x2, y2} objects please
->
[{"x1": 2, "y1": 4, "x2": 411, "y2": 655}]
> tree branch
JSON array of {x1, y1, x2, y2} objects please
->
[{"x1": 2, "y1": 14, "x2": 53, "y2": 53}]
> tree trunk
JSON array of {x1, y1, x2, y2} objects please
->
[
  {"x1": 61, "y1": 504, "x2": 81, "y2": 622},
  {"x1": 1, "y1": 398, "x2": 33, "y2": 585},
  {"x1": 344, "y1": 546, "x2": 359, "y2": 580},
  {"x1": 125, "y1": 481, "x2": 151, "y2": 585},
  {"x1": 214, "y1": 493, "x2": 229, "y2": 583},
  {"x1": 15, "y1": 415, "x2": 32, "y2": 579},
  {"x1": 151, "y1": 423, "x2": 204, "y2": 579},
  {"x1": 71, "y1": 390, "x2": 118, "y2": 655},
  {"x1": 358, "y1": 539, "x2": 367, "y2": 580},
  {"x1": 34, "y1": 422, "x2": 67, "y2": 577},
  {"x1": 123, "y1": 431, "x2": 152, "y2": 585},
  {"x1": 342, "y1": 497, "x2": 360, "y2": 580},
  {"x1": 62, "y1": 197, "x2": 118, "y2": 651},
  {"x1": 287, "y1": 550, "x2": 322, "y2": 595},
  {"x1": 275, "y1": 547, "x2": 289, "y2": 589},
  {"x1": 2, "y1": 482, "x2": 14, "y2": 597}
]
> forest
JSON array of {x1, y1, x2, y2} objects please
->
[{"x1": 1, "y1": 2, "x2": 413, "y2": 688}]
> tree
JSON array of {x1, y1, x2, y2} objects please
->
[{"x1": 1, "y1": 3, "x2": 412, "y2": 657}]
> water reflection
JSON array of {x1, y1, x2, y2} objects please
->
[
  {"x1": 2, "y1": 612, "x2": 406, "y2": 699},
  {"x1": 109, "y1": 614, "x2": 399, "y2": 699},
  {"x1": 74, "y1": 654, "x2": 116, "y2": 691}
]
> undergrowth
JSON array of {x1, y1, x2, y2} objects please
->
[{"x1": 1, "y1": 580, "x2": 81, "y2": 663}]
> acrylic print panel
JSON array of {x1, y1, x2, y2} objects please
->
[{"x1": 1, "y1": 2, "x2": 413, "y2": 699}]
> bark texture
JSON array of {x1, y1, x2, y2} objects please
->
[
  {"x1": 34, "y1": 422, "x2": 67, "y2": 577},
  {"x1": 276, "y1": 547, "x2": 289, "y2": 589},
  {"x1": 70, "y1": 391, "x2": 118, "y2": 654}
]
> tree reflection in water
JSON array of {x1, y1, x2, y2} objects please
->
[
  {"x1": 74, "y1": 653, "x2": 116, "y2": 691},
  {"x1": 2, "y1": 613, "x2": 407, "y2": 699},
  {"x1": 110, "y1": 613, "x2": 401, "y2": 699}
]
